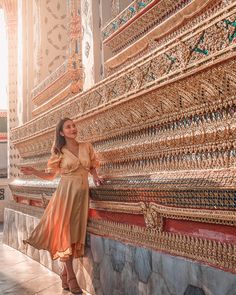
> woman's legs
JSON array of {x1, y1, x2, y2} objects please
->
[
  {"x1": 59, "y1": 261, "x2": 69, "y2": 290},
  {"x1": 64, "y1": 255, "x2": 82, "y2": 294},
  {"x1": 64, "y1": 255, "x2": 74, "y2": 279}
]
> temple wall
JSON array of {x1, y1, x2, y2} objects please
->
[{"x1": 2, "y1": 0, "x2": 236, "y2": 294}]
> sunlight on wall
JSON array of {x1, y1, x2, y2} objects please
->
[
  {"x1": 17, "y1": 0, "x2": 23, "y2": 125},
  {"x1": 0, "y1": 9, "x2": 8, "y2": 110}
]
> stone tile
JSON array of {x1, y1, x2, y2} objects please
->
[
  {"x1": 2, "y1": 273, "x2": 60, "y2": 294},
  {"x1": 104, "y1": 238, "x2": 110, "y2": 255},
  {"x1": 100, "y1": 255, "x2": 115, "y2": 295},
  {"x1": 110, "y1": 242, "x2": 126, "y2": 272},
  {"x1": 184, "y1": 285, "x2": 206, "y2": 295},
  {"x1": 134, "y1": 248, "x2": 152, "y2": 283},
  {"x1": 121, "y1": 262, "x2": 139, "y2": 295},
  {"x1": 201, "y1": 265, "x2": 236, "y2": 295},
  {"x1": 90, "y1": 235, "x2": 104, "y2": 264},
  {"x1": 34, "y1": 281, "x2": 68, "y2": 295},
  {"x1": 125, "y1": 245, "x2": 135, "y2": 264},
  {"x1": 147, "y1": 273, "x2": 171, "y2": 295},
  {"x1": 138, "y1": 281, "x2": 148, "y2": 295},
  {"x1": 152, "y1": 250, "x2": 163, "y2": 274},
  {"x1": 156, "y1": 254, "x2": 189, "y2": 294}
]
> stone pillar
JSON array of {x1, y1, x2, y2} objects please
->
[
  {"x1": 3, "y1": 0, "x2": 20, "y2": 182},
  {"x1": 21, "y1": 0, "x2": 34, "y2": 123}
]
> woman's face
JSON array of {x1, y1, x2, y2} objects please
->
[{"x1": 60, "y1": 120, "x2": 78, "y2": 139}]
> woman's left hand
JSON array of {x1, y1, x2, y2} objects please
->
[{"x1": 93, "y1": 176, "x2": 104, "y2": 186}]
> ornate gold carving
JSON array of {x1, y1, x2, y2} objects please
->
[
  {"x1": 105, "y1": 0, "x2": 216, "y2": 74},
  {"x1": 103, "y1": 0, "x2": 192, "y2": 52},
  {"x1": 140, "y1": 202, "x2": 163, "y2": 230}
]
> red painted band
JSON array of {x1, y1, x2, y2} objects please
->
[
  {"x1": 164, "y1": 218, "x2": 236, "y2": 244},
  {"x1": 89, "y1": 208, "x2": 146, "y2": 227}
]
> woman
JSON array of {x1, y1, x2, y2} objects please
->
[{"x1": 21, "y1": 118, "x2": 103, "y2": 294}]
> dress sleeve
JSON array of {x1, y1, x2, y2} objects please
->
[
  {"x1": 45, "y1": 153, "x2": 61, "y2": 174},
  {"x1": 88, "y1": 143, "x2": 99, "y2": 169}
]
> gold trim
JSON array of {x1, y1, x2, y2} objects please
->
[{"x1": 90, "y1": 200, "x2": 236, "y2": 227}]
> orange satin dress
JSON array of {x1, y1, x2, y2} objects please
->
[{"x1": 23, "y1": 142, "x2": 98, "y2": 261}]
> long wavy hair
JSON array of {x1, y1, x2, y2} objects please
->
[{"x1": 53, "y1": 118, "x2": 72, "y2": 155}]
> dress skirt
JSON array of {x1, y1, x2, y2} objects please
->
[{"x1": 23, "y1": 167, "x2": 89, "y2": 261}]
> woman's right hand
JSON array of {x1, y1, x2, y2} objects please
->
[{"x1": 20, "y1": 166, "x2": 36, "y2": 175}]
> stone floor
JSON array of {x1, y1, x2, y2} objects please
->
[{"x1": 0, "y1": 223, "x2": 89, "y2": 295}]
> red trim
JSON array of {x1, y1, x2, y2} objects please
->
[
  {"x1": 0, "y1": 136, "x2": 7, "y2": 140},
  {"x1": 164, "y1": 219, "x2": 236, "y2": 244},
  {"x1": 104, "y1": 0, "x2": 161, "y2": 44},
  {"x1": 0, "y1": 112, "x2": 7, "y2": 117},
  {"x1": 89, "y1": 208, "x2": 146, "y2": 227},
  {"x1": 13, "y1": 195, "x2": 44, "y2": 208}
]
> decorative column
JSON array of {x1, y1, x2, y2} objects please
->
[
  {"x1": 68, "y1": 0, "x2": 83, "y2": 93},
  {"x1": 2, "y1": 0, "x2": 20, "y2": 180}
]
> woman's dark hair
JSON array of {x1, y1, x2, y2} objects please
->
[{"x1": 53, "y1": 118, "x2": 72, "y2": 154}]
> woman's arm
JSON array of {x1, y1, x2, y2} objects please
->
[{"x1": 20, "y1": 166, "x2": 57, "y2": 180}]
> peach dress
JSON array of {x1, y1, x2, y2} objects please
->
[{"x1": 23, "y1": 142, "x2": 98, "y2": 261}]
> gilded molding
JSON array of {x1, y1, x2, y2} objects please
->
[
  {"x1": 32, "y1": 61, "x2": 68, "y2": 100},
  {"x1": 32, "y1": 85, "x2": 72, "y2": 117},
  {"x1": 103, "y1": 0, "x2": 193, "y2": 53},
  {"x1": 32, "y1": 70, "x2": 72, "y2": 107},
  {"x1": 90, "y1": 200, "x2": 236, "y2": 227},
  {"x1": 104, "y1": 0, "x2": 223, "y2": 74},
  {"x1": 90, "y1": 200, "x2": 142, "y2": 215},
  {"x1": 102, "y1": 0, "x2": 156, "y2": 41}
]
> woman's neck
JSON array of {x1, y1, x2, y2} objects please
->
[{"x1": 64, "y1": 138, "x2": 78, "y2": 148}]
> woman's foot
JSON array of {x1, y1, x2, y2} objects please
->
[
  {"x1": 67, "y1": 277, "x2": 83, "y2": 294},
  {"x1": 59, "y1": 266, "x2": 69, "y2": 290}
]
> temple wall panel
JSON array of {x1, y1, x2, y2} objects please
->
[{"x1": 35, "y1": 0, "x2": 68, "y2": 84}]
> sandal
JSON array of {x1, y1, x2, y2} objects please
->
[{"x1": 67, "y1": 277, "x2": 83, "y2": 294}]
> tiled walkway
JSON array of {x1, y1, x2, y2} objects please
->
[{"x1": 0, "y1": 223, "x2": 87, "y2": 295}]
